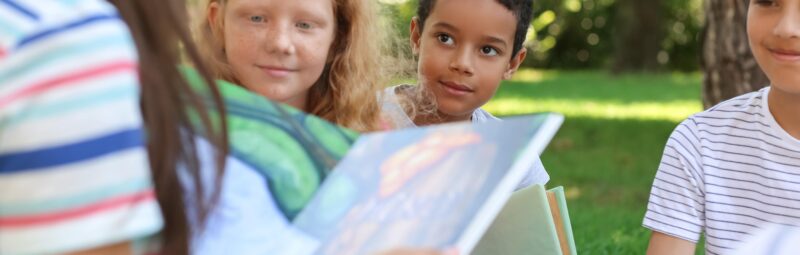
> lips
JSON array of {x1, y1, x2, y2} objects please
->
[
  {"x1": 768, "y1": 47, "x2": 800, "y2": 62},
  {"x1": 439, "y1": 81, "x2": 474, "y2": 96},
  {"x1": 257, "y1": 65, "x2": 296, "y2": 78}
]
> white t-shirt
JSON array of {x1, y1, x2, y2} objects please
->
[
  {"x1": 379, "y1": 85, "x2": 550, "y2": 189},
  {"x1": 643, "y1": 87, "x2": 800, "y2": 254},
  {"x1": 380, "y1": 85, "x2": 500, "y2": 128},
  {"x1": 732, "y1": 224, "x2": 800, "y2": 255},
  {"x1": 184, "y1": 138, "x2": 319, "y2": 255}
]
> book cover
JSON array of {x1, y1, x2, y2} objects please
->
[
  {"x1": 551, "y1": 187, "x2": 577, "y2": 255},
  {"x1": 473, "y1": 185, "x2": 577, "y2": 255},
  {"x1": 293, "y1": 114, "x2": 564, "y2": 255}
]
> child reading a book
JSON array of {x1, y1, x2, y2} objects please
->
[
  {"x1": 644, "y1": 0, "x2": 800, "y2": 254},
  {"x1": 197, "y1": 0, "x2": 389, "y2": 132},
  {"x1": 381, "y1": 0, "x2": 549, "y2": 187},
  {"x1": 0, "y1": 1, "x2": 456, "y2": 254}
]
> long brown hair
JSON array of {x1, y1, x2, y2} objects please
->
[
  {"x1": 108, "y1": 1, "x2": 228, "y2": 254},
  {"x1": 196, "y1": 0, "x2": 391, "y2": 132}
]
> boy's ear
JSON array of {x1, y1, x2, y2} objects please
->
[
  {"x1": 504, "y1": 48, "x2": 527, "y2": 80},
  {"x1": 410, "y1": 17, "x2": 422, "y2": 55}
]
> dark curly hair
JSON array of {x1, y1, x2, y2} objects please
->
[{"x1": 416, "y1": 0, "x2": 534, "y2": 58}]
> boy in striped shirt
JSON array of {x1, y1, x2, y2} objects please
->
[{"x1": 644, "y1": 0, "x2": 800, "y2": 254}]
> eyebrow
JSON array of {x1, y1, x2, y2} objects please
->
[
  {"x1": 432, "y1": 22, "x2": 459, "y2": 32},
  {"x1": 484, "y1": 36, "x2": 508, "y2": 48},
  {"x1": 431, "y1": 22, "x2": 509, "y2": 49}
]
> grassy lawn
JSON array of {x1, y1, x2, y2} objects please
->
[{"x1": 484, "y1": 70, "x2": 704, "y2": 254}]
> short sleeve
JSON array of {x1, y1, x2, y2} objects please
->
[
  {"x1": 643, "y1": 118, "x2": 706, "y2": 243},
  {"x1": 0, "y1": 1, "x2": 162, "y2": 254},
  {"x1": 185, "y1": 138, "x2": 320, "y2": 255},
  {"x1": 515, "y1": 156, "x2": 549, "y2": 190}
]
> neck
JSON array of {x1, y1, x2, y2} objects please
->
[
  {"x1": 396, "y1": 85, "x2": 472, "y2": 126},
  {"x1": 768, "y1": 87, "x2": 800, "y2": 140},
  {"x1": 413, "y1": 110, "x2": 471, "y2": 126},
  {"x1": 284, "y1": 94, "x2": 308, "y2": 112}
]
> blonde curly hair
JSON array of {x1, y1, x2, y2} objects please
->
[{"x1": 195, "y1": 0, "x2": 393, "y2": 132}]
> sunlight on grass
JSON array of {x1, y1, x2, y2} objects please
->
[
  {"x1": 485, "y1": 99, "x2": 702, "y2": 122},
  {"x1": 510, "y1": 68, "x2": 552, "y2": 83},
  {"x1": 485, "y1": 70, "x2": 704, "y2": 254},
  {"x1": 488, "y1": 69, "x2": 704, "y2": 121}
]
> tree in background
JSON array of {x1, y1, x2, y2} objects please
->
[
  {"x1": 522, "y1": 0, "x2": 703, "y2": 72},
  {"x1": 700, "y1": 0, "x2": 768, "y2": 108},
  {"x1": 611, "y1": 0, "x2": 663, "y2": 73}
]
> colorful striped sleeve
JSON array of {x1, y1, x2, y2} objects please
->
[{"x1": 0, "y1": 1, "x2": 162, "y2": 254}]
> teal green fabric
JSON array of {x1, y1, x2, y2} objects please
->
[{"x1": 183, "y1": 68, "x2": 358, "y2": 219}]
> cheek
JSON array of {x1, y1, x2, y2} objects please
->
[
  {"x1": 479, "y1": 76, "x2": 502, "y2": 95},
  {"x1": 417, "y1": 53, "x2": 446, "y2": 80},
  {"x1": 305, "y1": 31, "x2": 335, "y2": 65},
  {"x1": 224, "y1": 30, "x2": 257, "y2": 63},
  {"x1": 746, "y1": 14, "x2": 774, "y2": 51},
  {"x1": 746, "y1": 25, "x2": 762, "y2": 52},
  {"x1": 478, "y1": 62, "x2": 508, "y2": 82}
]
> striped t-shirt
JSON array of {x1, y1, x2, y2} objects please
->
[
  {"x1": 0, "y1": 0, "x2": 162, "y2": 254},
  {"x1": 643, "y1": 86, "x2": 800, "y2": 254}
]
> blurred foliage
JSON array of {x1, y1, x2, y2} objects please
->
[{"x1": 380, "y1": 0, "x2": 704, "y2": 72}]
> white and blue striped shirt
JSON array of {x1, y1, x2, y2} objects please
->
[{"x1": 644, "y1": 86, "x2": 800, "y2": 254}]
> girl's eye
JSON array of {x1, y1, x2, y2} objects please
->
[
  {"x1": 481, "y1": 46, "x2": 499, "y2": 56},
  {"x1": 250, "y1": 15, "x2": 264, "y2": 23},
  {"x1": 296, "y1": 22, "x2": 313, "y2": 29},
  {"x1": 437, "y1": 34, "x2": 454, "y2": 45}
]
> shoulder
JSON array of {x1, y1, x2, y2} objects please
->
[
  {"x1": 379, "y1": 84, "x2": 416, "y2": 129},
  {"x1": 0, "y1": 2, "x2": 157, "y2": 254},
  {"x1": 379, "y1": 84, "x2": 413, "y2": 102},
  {"x1": 671, "y1": 88, "x2": 768, "y2": 140},
  {"x1": 700, "y1": 87, "x2": 767, "y2": 121},
  {"x1": 0, "y1": 0, "x2": 127, "y2": 51},
  {"x1": 0, "y1": 0, "x2": 140, "y2": 155},
  {"x1": 188, "y1": 138, "x2": 320, "y2": 255},
  {"x1": 472, "y1": 108, "x2": 501, "y2": 123}
]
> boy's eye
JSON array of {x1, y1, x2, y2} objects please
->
[
  {"x1": 296, "y1": 22, "x2": 313, "y2": 30},
  {"x1": 437, "y1": 34, "x2": 454, "y2": 45},
  {"x1": 250, "y1": 15, "x2": 264, "y2": 23},
  {"x1": 481, "y1": 46, "x2": 499, "y2": 56},
  {"x1": 753, "y1": 0, "x2": 777, "y2": 6}
]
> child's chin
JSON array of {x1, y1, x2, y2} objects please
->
[
  {"x1": 771, "y1": 81, "x2": 800, "y2": 95},
  {"x1": 437, "y1": 105, "x2": 474, "y2": 118}
]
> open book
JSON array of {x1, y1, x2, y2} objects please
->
[
  {"x1": 185, "y1": 68, "x2": 567, "y2": 254},
  {"x1": 473, "y1": 185, "x2": 577, "y2": 255},
  {"x1": 292, "y1": 114, "x2": 564, "y2": 254}
]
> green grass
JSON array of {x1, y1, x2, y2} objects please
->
[{"x1": 484, "y1": 70, "x2": 705, "y2": 254}]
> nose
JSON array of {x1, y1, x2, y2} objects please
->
[
  {"x1": 265, "y1": 22, "x2": 296, "y2": 55},
  {"x1": 774, "y1": 7, "x2": 800, "y2": 39},
  {"x1": 449, "y1": 47, "x2": 475, "y2": 76}
]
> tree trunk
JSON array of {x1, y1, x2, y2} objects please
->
[
  {"x1": 701, "y1": 0, "x2": 769, "y2": 108},
  {"x1": 612, "y1": 0, "x2": 663, "y2": 73}
]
